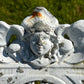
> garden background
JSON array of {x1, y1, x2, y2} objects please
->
[{"x1": 0, "y1": 0, "x2": 84, "y2": 25}]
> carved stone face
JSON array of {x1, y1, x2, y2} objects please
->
[{"x1": 30, "y1": 32, "x2": 53, "y2": 57}]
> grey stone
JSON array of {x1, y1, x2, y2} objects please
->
[
  {"x1": 21, "y1": 7, "x2": 59, "y2": 34},
  {"x1": 0, "y1": 7, "x2": 84, "y2": 84},
  {"x1": 68, "y1": 20, "x2": 84, "y2": 50}
]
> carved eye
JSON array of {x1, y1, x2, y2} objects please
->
[
  {"x1": 43, "y1": 37, "x2": 46, "y2": 39},
  {"x1": 43, "y1": 36, "x2": 49, "y2": 39}
]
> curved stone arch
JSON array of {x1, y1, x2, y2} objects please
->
[{"x1": 16, "y1": 74, "x2": 66, "y2": 84}]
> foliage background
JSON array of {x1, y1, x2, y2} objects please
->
[{"x1": 0, "y1": 0, "x2": 84, "y2": 25}]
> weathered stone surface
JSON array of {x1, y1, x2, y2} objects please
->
[
  {"x1": 21, "y1": 7, "x2": 59, "y2": 34},
  {"x1": 68, "y1": 20, "x2": 84, "y2": 51},
  {"x1": 0, "y1": 7, "x2": 84, "y2": 84}
]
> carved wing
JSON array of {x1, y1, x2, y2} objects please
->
[
  {"x1": 0, "y1": 22, "x2": 24, "y2": 63},
  {"x1": 64, "y1": 53, "x2": 84, "y2": 64},
  {"x1": 0, "y1": 21, "x2": 10, "y2": 46},
  {"x1": 0, "y1": 21, "x2": 24, "y2": 46},
  {"x1": 7, "y1": 25, "x2": 24, "y2": 44}
]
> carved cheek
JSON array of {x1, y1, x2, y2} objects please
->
[
  {"x1": 81, "y1": 37, "x2": 84, "y2": 44},
  {"x1": 43, "y1": 40, "x2": 51, "y2": 49}
]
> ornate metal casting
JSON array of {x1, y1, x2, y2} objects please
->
[{"x1": 0, "y1": 7, "x2": 84, "y2": 84}]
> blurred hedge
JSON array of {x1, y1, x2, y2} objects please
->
[{"x1": 0, "y1": 0, "x2": 84, "y2": 24}]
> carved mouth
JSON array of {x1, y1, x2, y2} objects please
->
[
  {"x1": 37, "y1": 46, "x2": 43, "y2": 51},
  {"x1": 38, "y1": 52, "x2": 41, "y2": 55}
]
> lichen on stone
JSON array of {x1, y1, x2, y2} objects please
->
[{"x1": 16, "y1": 67, "x2": 24, "y2": 73}]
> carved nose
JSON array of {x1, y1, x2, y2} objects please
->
[{"x1": 38, "y1": 38, "x2": 43, "y2": 46}]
